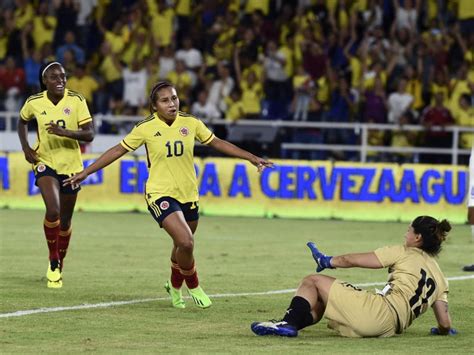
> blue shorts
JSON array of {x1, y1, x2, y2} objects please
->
[
  {"x1": 34, "y1": 163, "x2": 81, "y2": 195},
  {"x1": 147, "y1": 196, "x2": 199, "y2": 227}
]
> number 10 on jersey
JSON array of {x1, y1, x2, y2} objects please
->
[{"x1": 166, "y1": 141, "x2": 184, "y2": 157}]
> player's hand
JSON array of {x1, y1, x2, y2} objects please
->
[
  {"x1": 46, "y1": 121, "x2": 67, "y2": 137},
  {"x1": 307, "y1": 242, "x2": 334, "y2": 272},
  {"x1": 251, "y1": 157, "x2": 273, "y2": 173},
  {"x1": 63, "y1": 170, "x2": 88, "y2": 187},
  {"x1": 22, "y1": 146, "x2": 39, "y2": 164},
  {"x1": 430, "y1": 327, "x2": 457, "y2": 335}
]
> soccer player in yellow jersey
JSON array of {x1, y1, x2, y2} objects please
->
[
  {"x1": 252, "y1": 216, "x2": 457, "y2": 338},
  {"x1": 18, "y1": 62, "x2": 95, "y2": 289},
  {"x1": 64, "y1": 81, "x2": 273, "y2": 309}
]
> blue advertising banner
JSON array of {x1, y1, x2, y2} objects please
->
[{"x1": 0, "y1": 152, "x2": 467, "y2": 223}]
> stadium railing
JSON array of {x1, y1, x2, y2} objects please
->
[{"x1": 1, "y1": 111, "x2": 472, "y2": 165}]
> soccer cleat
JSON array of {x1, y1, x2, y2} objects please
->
[
  {"x1": 164, "y1": 280, "x2": 185, "y2": 309},
  {"x1": 187, "y1": 286, "x2": 212, "y2": 308},
  {"x1": 46, "y1": 263, "x2": 62, "y2": 289},
  {"x1": 462, "y1": 264, "x2": 474, "y2": 272},
  {"x1": 251, "y1": 320, "x2": 298, "y2": 337},
  {"x1": 47, "y1": 279, "x2": 63, "y2": 288}
]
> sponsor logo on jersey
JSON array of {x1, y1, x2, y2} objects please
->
[
  {"x1": 179, "y1": 127, "x2": 189, "y2": 136},
  {"x1": 40, "y1": 111, "x2": 47, "y2": 115},
  {"x1": 154, "y1": 131, "x2": 161, "y2": 137},
  {"x1": 160, "y1": 201, "x2": 170, "y2": 210},
  {"x1": 37, "y1": 164, "x2": 46, "y2": 173},
  {"x1": 63, "y1": 107, "x2": 71, "y2": 115}
]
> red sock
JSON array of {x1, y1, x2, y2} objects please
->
[
  {"x1": 171, "y1": 261, "x2": 185, "y2": 288},
  {"x1": 58, "y1": 227, "x2": 72, "y2": 270},
  {"x1": 181, "y1": 262, "x2": 199, "y2": 289},
  {"x1": 43, "y1": 218, "x2": 60, "y2": 262}
]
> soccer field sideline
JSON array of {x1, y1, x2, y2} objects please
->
[{"x1": 2, "y1": 275, "x2": 473, "y2": 319}]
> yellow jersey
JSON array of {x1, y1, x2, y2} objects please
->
[
  {"x1": 166, "y1": 71, "x2": 192, "y2": 99},
  {"x1": 245, "y1": 0, "x2": 269, "y2": 15},
  {"x1": 104, "y1": 31, "x2": 126, "y2": 54},
  {"x1": 240, "y1": 81, "x2": 262, "y2": 115},
  {"x1": 279, "y1": 45, "x2": 294, "y2": 78},
  {"x1": 225, "y1": 98, "x2": 245, "y2": 122},
  {"x1": 20, "y1": 89, "x2": 92, "y2": 175},
  {"x1": 453, "y1": 107, "x2": 474, "y2": 148},
  {"x1": 448, "y1": 79, "x2": 470, "y2": 113},
  {"x1": 14, "y1": 4, "x2": 34, "y2": 29},
  {"x1": 375, "y1": 245, "x2": 449, "y2": 332},
  {"x1": 176, "y1": 0, "x2": 191, "y2": 16},
  {"x1": 67, "y1": 76, "x2": 99, "y2": 103},
  {"x1": 458, "y1": 0, "x2": 474, "y2": 19},
  {"x1": 32, "y1": 16, "x2": 57, "y2": 50},
  {"x1": 151, "y1": 8, "x2": 175, "y2": 47},
  {"x1": 407, "y1": 79, "x2": 423, "y2": 110},
  {"x1": 120, "y1": 111, "x2": 215, "y2": 204}
]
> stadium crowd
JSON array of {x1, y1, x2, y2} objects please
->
[{"x1": 0, "y1": 0, "x2": 473, "y2": 163}]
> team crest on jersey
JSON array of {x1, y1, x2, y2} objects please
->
[
  {"x1": 179, "y1": 127, "x2": 189, "y2": 136},
  {"x1": 160, "y1": 201, "x2": 170, "y2": 210},
  {"x1": 37, "y1": 164, "x2": 46, "y2": 173},
  {"x1": 63, "y1": 107, "x2": 71, "y2": 115}
]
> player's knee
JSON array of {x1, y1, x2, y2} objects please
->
[
  {"x1": 309, "y1": 274, "x2": 329, "y2": 290},
  {"x1": 60, "y1": 220, "x2": 71, "y2": 230},
  {"x1": 60, "y1": 217, "x2": 72, "y2": 228},
  {"x1": 302, "y1": 274, "x2": 320, "y2": 288},
  {"x1": 177, "y1": 237, "x2": 194, "y2": 252},
  {"x1": 45, "y1": 209, "x2": 60, "y2": 221}
]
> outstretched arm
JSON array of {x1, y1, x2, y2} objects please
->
[
  {"x1": 307, "y1": 242, "x2": 383, "y2": 272},
  {"x1": 331, "y1": 252, "x2": 383, "y2": 269},
  {"x1": 207, "y1": 137, "x2": 273, "y2": 172},
  {"x1": 63, "y1": 144, "x2": 128, "y2": 186}
]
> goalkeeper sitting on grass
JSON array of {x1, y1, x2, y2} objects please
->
[{"x1": 251, "y1": 215, "x2": 457, "y2": 338}]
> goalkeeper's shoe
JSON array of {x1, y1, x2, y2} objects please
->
[
  {"x1": 251, "y1": 320, "x2": 298, "y2": 337},
  {"x1": 462, "y1": 264, "x2": 474, "y2": 272},
  {"x1": 188, "y1": 286, "x2": 212, "y2": 308},
  {"x1": 46, "y1": 262, "x2": 62, "y2": 289},
  {"x1": 164, "y1": 280, "x2": 185, "y2": 309}
]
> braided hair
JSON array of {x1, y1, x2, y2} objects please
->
[
  {"x1": 412, "y1": 216, "x2": 452, "y2": 256},
  {"x1": 148, "y1": 81, "x2": 174, "y2": 114}
]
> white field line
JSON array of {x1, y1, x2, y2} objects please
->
[{"x1": 1, "y1": 275, "x2": 473, "y2": 319}]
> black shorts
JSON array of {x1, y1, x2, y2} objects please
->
[
  {"x1": 34, "y1": 163, "x2": 81, "y2": 195},
  {"x1": 147, "y1": 196, "x2": 199, "y2": 227}
]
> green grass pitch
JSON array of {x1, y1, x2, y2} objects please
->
[{"x1": 0, "y1": 209, "x2": 473, "y2": 353}]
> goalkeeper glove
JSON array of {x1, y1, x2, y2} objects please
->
[
  {"x1": 307, "y1": 242, "x2": 334, "y2": 272},
  {"x1": 430, "y1": 327, "x2": 458, "y2": 335}
]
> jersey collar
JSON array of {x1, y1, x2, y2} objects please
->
[
  {"x1": 45, "y1": 88, "x2": 68, "y2": 106},
  {"x1": 155, "y1": 112, "x2": 180, "y2": 127}
]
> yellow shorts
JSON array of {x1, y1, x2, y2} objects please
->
[{"x1": 324, "y1": 280, "x2": 398, "y2": 338}]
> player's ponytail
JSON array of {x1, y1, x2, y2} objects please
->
[{"x1": 412, "y1": 216, "x2": 452, "y2": 256}]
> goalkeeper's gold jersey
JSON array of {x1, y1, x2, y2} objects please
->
[
  {"x1": 120, "y1": 111, "x2": 215, "y2": 204},
  {"x1": 374, "y1": 245, "x2": 449, "y2": 332},
  {"x1": 20, "y1": 89, "x2": 92, "y2": 175}
]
